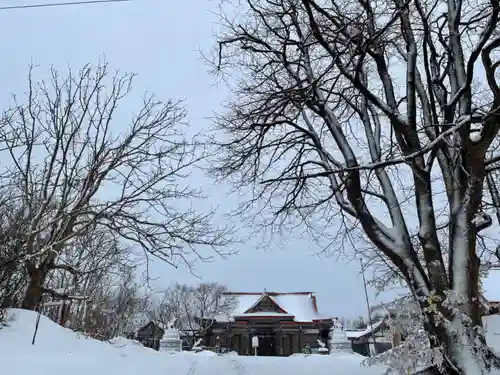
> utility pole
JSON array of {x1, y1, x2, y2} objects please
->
[{"x1": 360, "y1": 258, "x2": 377, "y2": 356}]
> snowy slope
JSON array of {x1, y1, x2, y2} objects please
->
[
  {"x1": 0, "y1": 309, "x2": 186, "y2": 375},
  {"x1": 485, "y1": 314, "x2": 500, "y2": 355},
  {"x1": 0, "y1": 309, "x2": 387, "y2": 375}
]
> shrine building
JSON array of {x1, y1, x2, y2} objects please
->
[{"x1": 198, "y1": 291, "x2": 333, "y2": 356}]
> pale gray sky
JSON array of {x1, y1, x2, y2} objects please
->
[{"x1": 0, "y1": 0, "x2": 403, "y2": 318}]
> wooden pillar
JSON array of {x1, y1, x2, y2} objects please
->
[
  {"x1": 298, "y1": 327, "x2": 302, "y2": 353},
  {"x1": 227, "y1": 326, "x2": 233, "y2": 352},
  {"x1": 247, "y1": 326, "x2": 251, "y2": 355},
  {"x1": 279, "y1": 326, "x2": 283, "y2": 356}
]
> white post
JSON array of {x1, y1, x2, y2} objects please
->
[{"x1": 251, "y1": 335, "x2": 259, "y2": 356}]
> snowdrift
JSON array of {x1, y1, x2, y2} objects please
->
[
  {"x1": 7, "y1": 309, "x2": 500, "y2": 375},
  {"x1": 0, "y1": 309, "x2": 387, "y2": 375},
  {"x1": 485, "y1": 314, "x2": 500, "y2": 356},
  {"x1": 0, "y1": 309, "x2": 186, "y2": 375}
]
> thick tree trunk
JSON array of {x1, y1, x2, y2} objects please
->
[
  {"x1": 21, "y1": 269, "x2": 44, "y2": 310},
  {"x1": 426, "y1": 149, "x2": 500, "y2": 375},
  {"x1": 423, "y1": 307, "x2": 500, "y2": 375},
  {"x1": 21, "y1": 252, "x2": 57, "y2": 310}
]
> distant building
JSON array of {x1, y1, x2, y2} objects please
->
[
  {"x1": 132, "y1": 321, "x2": 166, "y2": 350},
  {"x1": 198, "y1": 291, "x2": 333, "y2": 356},
  {"x1": 344, "y1": 297, "x2": 412, "y2": 356},
  {"x1": 345, "y1": 319, "x2": 402, "y2": 355},
  {"x1": 131, "y1": 318, "x2": 199, "y2": 351},
  {"x1": 344, "y1": 271, "x2": 500, "y2": 357}
]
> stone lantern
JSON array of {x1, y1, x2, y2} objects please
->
[
  {"x1": 330, "y1": 329, "x2": 353, "y2": 353},
  {"x1": 159, "y1": 324, "x2": 182, "y2": 353}
]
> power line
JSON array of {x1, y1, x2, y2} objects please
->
[{"x1": 0, "y1": 0, "x2": 130, "y2": 11}]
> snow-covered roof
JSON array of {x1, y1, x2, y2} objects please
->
[
  {"x1": 215, "y1": 292, "x2": 332, "y2": 323},
  {"x1": 345, "y1": 320, "x2": 385, "y2": 339},
  {"x1": 483, "y1": 270, "x2": 500, "y2": 302},
  {"x1": 134, "y1": 320, "x2": 167, "y2": 334},
  {"x1": 234, "y1": 312, "x2": 294, "y2": 318},
  {"x1": 271, "y1": 294, "x2": 326, "y2": 321}
]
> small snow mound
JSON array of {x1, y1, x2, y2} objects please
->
[
  {"x1": 108, "y1": 336, "x2": 160, "y2": 358},
  {"x1": 484, "y1": 314, "x2": 500, "y2": 355},
  {"x1": 169, "y1": 350, "x2": 216, "y2": 357},
  {"x1": 109, "y1": 336, "x2": 144, "y2": 348}
]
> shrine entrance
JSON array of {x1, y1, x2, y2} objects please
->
[{"x1": 256, "y1": 333, "x2": 277, "y2": 356}]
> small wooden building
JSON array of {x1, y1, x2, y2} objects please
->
[
  {"x1": 345, "y1": 319, "x2": 398, "y2": 355},
  {"x1": 198, "y1": 291, "x2": 333, "y2": 356},
  {"x1": 344, "y1": 297, "x2": 414, "y2": 356},
  {"x1": 133, "y1": 321, "x2": 165, "y2": 350},
  {"x1": 132, "y1": 319, "x2": 200, "y2": 351}
]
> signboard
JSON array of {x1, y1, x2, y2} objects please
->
[{"x1": 252, "y1": 336, "x2": 259, "y2": 348}]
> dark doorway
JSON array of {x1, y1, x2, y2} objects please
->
[{"x1": 258, "y1": 334, "x2": 277, "y2": 356}]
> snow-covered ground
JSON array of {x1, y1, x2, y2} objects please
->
[
  {"x1": 485, "y1": 314, "x2": 500, "y2": 356},
  {"x1": 2, "y1": 309, "x2": 500, "y2": 375},
  {"x1": 0, "y1": 309, "x2": 386, "y2": 375}
]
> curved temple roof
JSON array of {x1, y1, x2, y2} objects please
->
[{"x1": 213, "y1": 291, "x2": 332, "y2": 323}]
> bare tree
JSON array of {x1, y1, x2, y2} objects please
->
[
  {"x1": 352, "y1": 316, "x2": 368, "y2": 330},
  {"x1": 89, "y1": 264, "x2": 150, "y2": 340},
  {"x1": 0, "y1": 62, "x2": 232, "y2": 311},
  {"x1": 209, "y1": 0, "x2": 500, "y2": 373},
  {"x1": 40, "y1": 228, "x2": 148, "y2": 337},
  {"x1": 150, "y1": 282, "x2": 235, "y2": 345},
  {"x1": 0, "y1": 195, "x2": 37, "y2": 311}
]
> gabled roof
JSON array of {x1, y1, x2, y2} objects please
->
[
  {"x1": 345, "y1": 319, "x2": 385, "y2": 339},
  {"x1": 214, "y1": 291, "x2": 332, "y2": 323},
  {"x1": 135, "y1": 320, "x2": 166, "y2": 335},
  {"x1": 242, "y1": 293, "x2": 288, "y2": 314}
]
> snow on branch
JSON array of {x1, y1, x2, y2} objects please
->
[{"x1": 209, "y1": 0, "x2": 500, "y2": 372}]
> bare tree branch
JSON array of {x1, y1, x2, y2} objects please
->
[
  {"x1": 0, "y1": 61, "x2": 234, "y2": 310},
  {"x1": 207, "y1": 0, "x2": 500, "y2": 373}
]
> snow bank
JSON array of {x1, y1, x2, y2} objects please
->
[
  {"x1": 108, "y1": 336, "x2": 158, "y2": 358},
  {"x1": 0, "y1": 309, "x2": 192, "y2": 375},
  {"x1": 109, "y1": 336, "x2": 144, "y2": 348},
  {"x1": 0, "y1": 308, "x2": 387, "y2": 375},
  {"x1": 484, "y1": 315, "x2": 500, "y2": 355}
]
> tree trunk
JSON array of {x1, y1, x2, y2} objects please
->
[
  {"x1": 425, "y1": 150, "x2": 500, "y2": 375},
  {"x1": 424, "y1": 306, "x2": 500, "y2": 375},
  {"x1": 21, "y1": 269, "x2": 43, "y2": 310}
]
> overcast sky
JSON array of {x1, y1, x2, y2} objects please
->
[{"x1": 0, "y1": 0, "x2": 410, "y2": 319}]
